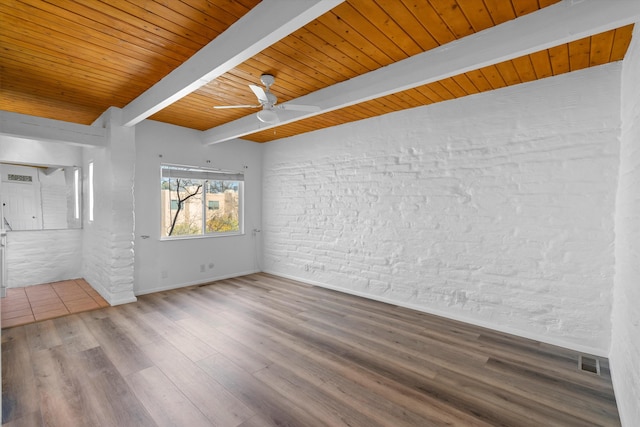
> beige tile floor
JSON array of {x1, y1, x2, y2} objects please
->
[{"x1": 1, "y1": 278, "x2": 109, "y2": 328}]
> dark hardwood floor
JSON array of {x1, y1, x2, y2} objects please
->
[{"x1": 2, "y1": 273, "x2": 620, "y2": 426}]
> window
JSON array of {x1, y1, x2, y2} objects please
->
[
  {"x1": 160, "y1": 164, "x2": 243, "y2": 238},
  {"x1": 88, "y1": 162, "x2": 94, "y2": 222},
  {"x1": 74, "y1": 168, "x2": 80, "y2": 220}
]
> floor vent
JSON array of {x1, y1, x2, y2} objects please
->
[{"x1": 579, "y1": 355, "x2": 601, "y2": 375}]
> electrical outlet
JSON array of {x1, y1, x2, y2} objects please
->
[
  {"x1": 200, "y1": 264, "x2": 205, "y2": 273},
  {"x1": 161, "y1": 270, "x2": 168, "y2": 279}
]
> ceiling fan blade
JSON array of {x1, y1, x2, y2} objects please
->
[
  {"x1": 213, "y1": 104, "x2": 261, "y2": 109},
  {"x1": 249, "y1": 84, "x2": 269, "y2": 103},
  {"x1": 277, "y1": 104, "x2": 321, "y2": 112}
]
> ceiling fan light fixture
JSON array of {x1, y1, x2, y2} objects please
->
[
  {"x1": 214, "y1": 74, "x2": 317, "y2": 124},
  {"x1": 257, "y1": 109, "x2": 278, "y2": 124}
]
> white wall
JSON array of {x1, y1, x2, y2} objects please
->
[
  {"x1": 133, "y1": 120, "x2": 262, "y2": 295},
  {"x1": 5, "y1": 230, "x2": 82, "y2": 287},
  {"x1": 0, "y1": 136, "x2": 84, "y2": 286},
  {"x1": 82, "y1": 107, "x2": 137, "y2": 305},
  {"x1": 262, "y1": 64, "x2": 622, "y2": 356},
  {"x1": 612, "y1": 25, "x2": 640, "y2": 427},
  {"x1": 0, "y1": 135, "x2": 83, "y2": 167}
]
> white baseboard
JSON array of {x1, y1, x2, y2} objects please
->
[
  {"x1": 135, "y1": 269, "x2": 261, "y2": 296},
  {"x1": 109, "y1": 295, "x2": 138, "y2": 306}
]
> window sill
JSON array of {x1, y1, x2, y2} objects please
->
[{"x1": 160, "y1": 231, "x2": 244, "y2": 241}]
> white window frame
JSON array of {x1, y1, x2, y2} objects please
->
[
  {"x1": 160, "y1": 163, "x2": 244, "y2": 240},
  {"x1": 74, "y1": 168, "x2": 80, "y2": 220},
  {"x1": 88, "y1": 161, "x2": 94, "y2": 222}
]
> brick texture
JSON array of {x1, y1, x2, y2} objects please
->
[
  {"x1": 5, "y1": 229, "x2": 82, "y2": 287},
  {"x1": 82, "y1": 108, "x2": 136, "y2": 305},
  {"x1": 263, "y1": 64, "x2": 622, "y2": 354}
]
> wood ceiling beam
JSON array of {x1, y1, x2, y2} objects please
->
[
  {"x1": 120, "y1": 0, "x2": 344, "y2": 127},
  {"x1": 201, "y1": 0, "x2": 640, "y2": 145},
  {"x1": 0, "y1": 111, "x2": 106, "y2": 147}
]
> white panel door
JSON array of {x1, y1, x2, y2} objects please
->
[{"x1": 2, "y1": 181, "x2": 42, "y2": 230}]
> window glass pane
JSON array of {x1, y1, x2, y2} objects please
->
[
  {"x1": 88, "y1": 162, "x2": 94, "y2": 222},
  {"x1": 205, "y1": 180, "x2": 240, "y2": 233},
  {"x1": 161, "y1": 177, "x2": 203, "y2": 237},
  {"x1": 74, "y1": 168, "x2": 80, "y2": 220}
]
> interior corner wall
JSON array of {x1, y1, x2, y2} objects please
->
[
  {"x1": 133, "y1": 120, "x2": 263, "y2": 295},
  {"x1": 262, "y1": 64, "x2": 622, "y2": 356},
  {"x1": 612, "y1": 24, "x2": 640, "y2": 427}
]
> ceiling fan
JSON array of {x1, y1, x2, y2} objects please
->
[{"x1": 214, "y1": 74, "x2": 319, "y2": 124}]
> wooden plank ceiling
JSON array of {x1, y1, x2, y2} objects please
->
[{"x1": 0, "y1": 0, "x2": 634, "y2": 144}]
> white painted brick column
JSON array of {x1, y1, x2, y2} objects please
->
[{"x1": 82, "y1": 107, "x2": 136, "y2": 305}]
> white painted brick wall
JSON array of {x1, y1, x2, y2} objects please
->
[
  {"x1": 82, "y1": 108, "x2": 136, "y2": 305},
  {"x1": 263, "y1": 64, "x2": 621, "y2": 355},
  {"x1": 5, "y1": 230, "x2": 82, "y2": 287},
  {"x1": 612, "y1": 24, "x2": 640, "y2": 427}
]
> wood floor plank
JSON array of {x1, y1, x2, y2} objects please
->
[
  {"x1": 216, "y1": 315, "x2": 337, "y2": 386},
  {"x1": 2, "y1": 273, "x2": 621, "y2": 426},
  {"x1": 139, "y1": 337, "x2": 255, "y2": 426},
  {"x1": 73, "y1": 346, "x2": 156, "y2": 426},
  {"x1": 430, "y1": 367, "x2": 605, "y2": 427},
  {"x1": 219, "y1": 300, "x2": 499, "y2": 425},
  {"x1": 176, "y1": 316, "x2": 272, "y2": 374},
  {"x1": 167, "y1": 289, "x2": 232, "y2": 328},
  {"x1": 29, "y1": 346, "x2": 99, "y2": 427},
  {"x1": 2, "y1": 411, "x2": 44, "y2": 427},
  {"x1": 141, "y1": 292, "x2": 192, "y2": 321},
  {"x1": 253, "y1": 362, "x2": 387, "y2": 427},
  {"x1": 51, "y1": 314, "x2": 99, "y2": 354},
  {"x1": 125, "y1": 366, "x2": 213, "y2": 427},
  {"x1": 484, "y1": 357, "x2": 619, "y2": 424},
  {"x1": 321, "y1": 369, "x2": 491, "y2": 427},
  {"x1": 77, "y1": 313, "x2": 153, "y2": 376},
  {"x1": 1, "y1": 411, "x2": 42, "y2": 427},
  {"x1": 138, "y1": 310, "x2": 217, "y2": 362},
  {"x1": 219, "y1": 296, "x2": 495, "y2": 426},
  {"x1": 103, "y1": 304, "x2": 164, "y2": 348},
  {"x1": 237, "y1": 415, "x2": 281, "y2": 427},
  {"x1": 1, "y1": 328, "x2": 40, "y2": 424},
  {"x1": 197, "y1": 353, "x2": 325, "y2": 427},
  {"x1": 23, "y1": 320, "x2": 63, "y2": 353}
]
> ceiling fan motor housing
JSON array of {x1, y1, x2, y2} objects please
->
[{"x1": 260, "y1": 74, "x2": 275, "y2": 88}]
